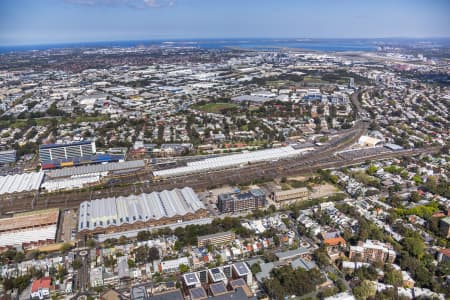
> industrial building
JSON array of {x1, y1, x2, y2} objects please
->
[
  {"x1": 273, "y1": 187, "x2": 309, "y2": 206},
  {"x1": 41, "y1": 154, "x2": 124, "y2": 170},
  {"x1": 0, "y1": 172, "x2": 45, "y2": 213},
  {"x1": 217, "y1": 189, "x2": 266, "y2": 213},
  {"x1": 358, "y1": 135, "x2": 383, "y2": 147},
  {"x1": 0, "y1": 172, "x2": 44, "y2": 195},
  {"x1": 41, "y1": 160, "x2": 146, "y2": 192},
  {"x1": 0, "y1": 208, "x2": 59, "y2": 252},
  {"x1": 44, "y1": 160, "x2": 145, "y2": 179},
  {"x1": 153, "y1": 146, "x2": 309, "y2": 178},
  {"x1": 78, "y1": 187, "x2": 208, "y2": 236},
  {"x1": 39, "y1": 140, "x2": 96, "y2": 162},
  {"x1": 197, "y1": 231, "x2": 235, "y2": 248},
  {"x1": 0, "y1": 149, "x2": 16, "y2": 164}
]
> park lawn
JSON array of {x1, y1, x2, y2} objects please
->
[{"x1": 192, "y1": 102, "x2": 238, "y2": 113}]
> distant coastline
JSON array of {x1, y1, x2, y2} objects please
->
[
  {"x1": 1, "y1": 37, "x2": 449, "y2": 54},
  {"x1": 0, "y1": 38, "x2": 382, "y2": 54}
]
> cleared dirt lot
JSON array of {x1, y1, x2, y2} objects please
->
[{"x1": 310, "y1": 183, "x2": 340, "y2": 199}]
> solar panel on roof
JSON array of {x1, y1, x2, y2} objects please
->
[
  {"x1": 189, "y1": 287, "x2": 207, "y2": 300},
  {"x1": 230, "y1": 278, "x2": 246, "y2": 287},
  {"x1": 184, "y1": 273, "x2": 199, "y2": 284},
  {"x1": 234, "y1": 262, "x2": 249, "y2": 275},
  {"x1": 210, "y1": 283, "x2": 227, "y2": 295}
]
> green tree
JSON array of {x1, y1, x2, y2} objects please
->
[
  {"x1": 86, "y1": 239, "x2": 96, "y2": 248},
  {"x1": 410, "y1": 191, "x2": 422, "y2": 203},
  {"x1": 403, "y1": 237, "x2": 425, "y2": 258},
  {"x1": 367, "y1": 165, "x2": 378, "y2": 176},
  {"x1": 384, "y1": 268, "x2": 403, "y2": 286},
  {"x1": 179, "y1": 263, "x2": 190, "y2": 273},
  {"x1": 353, "y1": 280, "x2": 376, "y2": 300},
  {"x1": 60, "y1": 242, "x2": 73, "y2": 254}
]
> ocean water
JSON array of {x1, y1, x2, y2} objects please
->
[{"x1": 0, "y1": 38, "x2": 380, "y2": 54}]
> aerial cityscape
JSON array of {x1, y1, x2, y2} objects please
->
[{"x1": 0, "y1": 1, "x2": 449, "y2": 300}]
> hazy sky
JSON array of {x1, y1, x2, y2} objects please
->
[{"x1": 1, "y1": 0, "x2": 449, "y2": 45}]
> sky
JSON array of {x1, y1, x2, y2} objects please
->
[{"x1": 0, "y1": 0, "x2": 449, "y2": 46}]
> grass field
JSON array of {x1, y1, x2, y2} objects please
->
[{"x1": 192, "y1": 102, "x2": 238, "y2": 113}]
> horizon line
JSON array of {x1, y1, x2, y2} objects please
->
[{"x1": 2, "y1": 36, "x2": 450, "y2": 48}]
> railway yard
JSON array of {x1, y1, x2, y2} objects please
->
[{"x1": 0, "y1": 119, "x2": 441, "y2": 215}]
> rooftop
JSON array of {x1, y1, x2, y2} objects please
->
[
  {"x1": 78, "y1": 187, "x2": 206, "y2": 231},
  {"x1": 0, "y1": 172, "x2": 44, "y2": 195},
  {"x1": 150, "y1": 290, "x2": 184, "y2": 300},
  {"x1": 39, "y1": 140, "x2": 93, "y2": 150}
]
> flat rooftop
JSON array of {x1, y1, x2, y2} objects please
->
[{"x1": 0, "y1": 208, "x2": 59, "y2": 233}]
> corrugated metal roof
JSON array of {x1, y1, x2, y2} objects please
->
[
  {"x1": 153, "y1": 146, "x2": 306, "y2": 177},
  {"x1": 0, "y1": 172, "x2": 44, "y2": 195},
  {"x1": 45, "y1": 160, "x2": 145, "y2": 178},
  {"x1": 78, "y1": 187, "x2": 205, "y2": 231}
]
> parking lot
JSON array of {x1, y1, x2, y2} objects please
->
[{"x1": 59, "y1": 209, "x2": 78, "y2": 242}]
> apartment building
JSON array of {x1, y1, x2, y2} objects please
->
[
  {"x1": 217, "y1": 189, "x2": 266, "y2": 213},
  {"x1": 349, "y1": 240, "x2": 396, "y2": 263}
]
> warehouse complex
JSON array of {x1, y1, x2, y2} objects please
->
[
  {"x1": 78, "y1": 187, "x2": 208, "y2": 236},
  {"x1": 0, "y1": 208, "x2": 59, "y2": 252},
  {"x1": 41, "y1": 160, "x2": 146, "y2": 192},
  {"x1": 153, "y1": 146, "x2": 310, "y2": 178},
  {"x1": 0, "y1": 172, "x2": 44, "y2": 195},
  {"x1": 44, "y1": 160, "x2": 145, "y2": 179}
]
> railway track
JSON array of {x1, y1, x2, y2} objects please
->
[
  {"x1": 0, "y1": 92, "x2": 442, "y2": 214},
  {"x1": 26, "y1": 145, "x2": 439, "y2": 212}
]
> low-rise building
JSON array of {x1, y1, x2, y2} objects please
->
[
  {"x1": 273, "y1": 187, "x2": 309, "y2": 206},
  {"x1": 31, "y1": 277, "x2": 51, "y2": 300},
  {"x1": 439, "y1": 217, "x2": 450, "y2": 238},
  {"x1": 156, "y1": 257, "x2": 189, "y2": 273},
  {"x1": 349, "y1": 240, "x2": 396, "y2": 264},
  {"x1": 198, "y1": 231, "x2": 235, "y2": 248}
]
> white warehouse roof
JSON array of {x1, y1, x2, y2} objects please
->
[
  {"x1": 78, "y1": 187, "x2": 205, "y2": 231},
  {"x1": 45, "y1": 160, "x2": 145, "y2": 178},
  {"x1": 153, "y1": 146, "x2": 308, "y2": 177},
  {"x1": 0, "y1": 225, "x2": 57, "y2": 247},
  {"x1": 0, "y1": 172, "x2": 44, "y2": 195}
]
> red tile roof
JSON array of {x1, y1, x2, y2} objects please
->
[
  {"x1": 324, "y1": 237, "x2": 346, "y2": 246},
  {"x1": 439, "y1": 248, "x2": 450, "y2": 259},
  {"x1": 31, "y1": 277, "x2": 51, "y2": 292}
]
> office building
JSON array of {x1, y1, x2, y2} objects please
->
[
  {"x1": 217, "y1": 189, "x2": 266, "y2": 213},
  {"x1": 39, "y1": 140, "x2": 96, "y2": 162},
  {"x1": 349, "y1": 240, "x2": 396, "y2": 263},
  {"x1": 0, "y1": 150, "x2": 16, "y2": 164}
]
